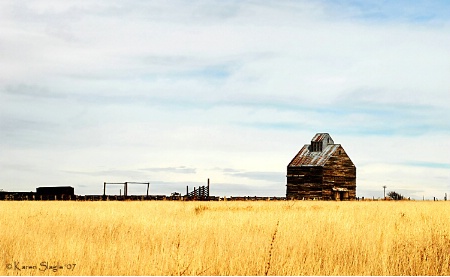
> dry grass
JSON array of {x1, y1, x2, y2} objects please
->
[{"x1": 1, "y1": 201, "x2": 450, "y2": 275}]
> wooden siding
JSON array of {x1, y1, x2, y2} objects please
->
[
  {"x1": 286, "y1": 166, "x2": 324, "y2": 200},
  {"x1": 322, "y1": 145, "x2": 356, "y2": 200}
]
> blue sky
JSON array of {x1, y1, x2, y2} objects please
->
[{"x1": 0, "y1": 0, "x2": 449, "y2": 199}]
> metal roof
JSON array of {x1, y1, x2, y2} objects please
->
[
  {"x1": 288, "y1": 144, "x2": 341, "y2": 167},
  {"x1": 311, "y1": 133, "x2": 331, "y2": 142}
]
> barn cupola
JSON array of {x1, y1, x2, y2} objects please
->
[{"x1": 310, "y1": 133, "x2": 334, "y2": 152}]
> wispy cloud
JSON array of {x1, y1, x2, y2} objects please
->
[
  {"x1": 213, "y1": 167, "x2": 284, "y2": 183},
  {"x1": 321, "y1": 0, "x2": 450, "y2": 23},
  {"x1": 64, "y1": 169, "x2": 146, "y2": 178},
  {"x1": 141, "y1": 166, "x2": 197, "y2": 174},
  {"x1": 4, "y1": 84, "x2": 66, "y2": 99},
  {"x1": 226, "y1": 171, "x2": 285, "y2": 183},
  {"x1": 403, "y1": 161, "x2": 450, "y2": 169},
  {"x1": 1, "y1": 0, "x2": 450, "y2": 196}
]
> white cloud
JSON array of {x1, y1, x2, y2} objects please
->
[{"x1": 1, "y1": 0, "x2": 449, "y2": 197}]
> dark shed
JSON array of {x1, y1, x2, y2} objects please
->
[
  {"x1": 286, "y1": 133, "x2": 356, "y2": 200},
  {"x1": 36, "y1": 186, "x2": 75, "y2": 196}
]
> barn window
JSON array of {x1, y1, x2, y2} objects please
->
[{"x1": 311, "y1": 142, "x2": 322, "y2": 152}]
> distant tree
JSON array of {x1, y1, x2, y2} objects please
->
[{"x1": 387, "y1": 191, "x2": 404, "y2": 200}]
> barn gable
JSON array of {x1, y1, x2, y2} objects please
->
[{"x1": 286, "y1": 133, "x2": 356, "y2": 200}]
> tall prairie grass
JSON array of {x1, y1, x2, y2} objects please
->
[{"x1": 1, "y1": 201, "x2": 450, "y2": 275}]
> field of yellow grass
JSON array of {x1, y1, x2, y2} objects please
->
[{"x1": 1, "y1": 200, "x2": 450, "y2": 275}]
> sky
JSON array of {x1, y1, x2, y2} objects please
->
[{"x1": 1, "y1": 0, "x2": 449, "y2": 199}]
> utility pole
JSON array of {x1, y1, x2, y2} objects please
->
[{"x1": 383, "y1": 185, "x2": 387, "y2": 200}]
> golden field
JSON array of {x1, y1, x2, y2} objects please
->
[{"x1": 1, "y1": 200, "x2": 450, "y2": 276}]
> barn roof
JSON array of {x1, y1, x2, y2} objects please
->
[
  {"x1": 311, "y1": 133, "x2": 331, "y2": 142},
  {"x1": 288, "y1": 144, "x2": 341, "y2": 167}
]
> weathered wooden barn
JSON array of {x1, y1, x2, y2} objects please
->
[{"x1": 286, "y1": 133, "x2": 356, "y2": 200}]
